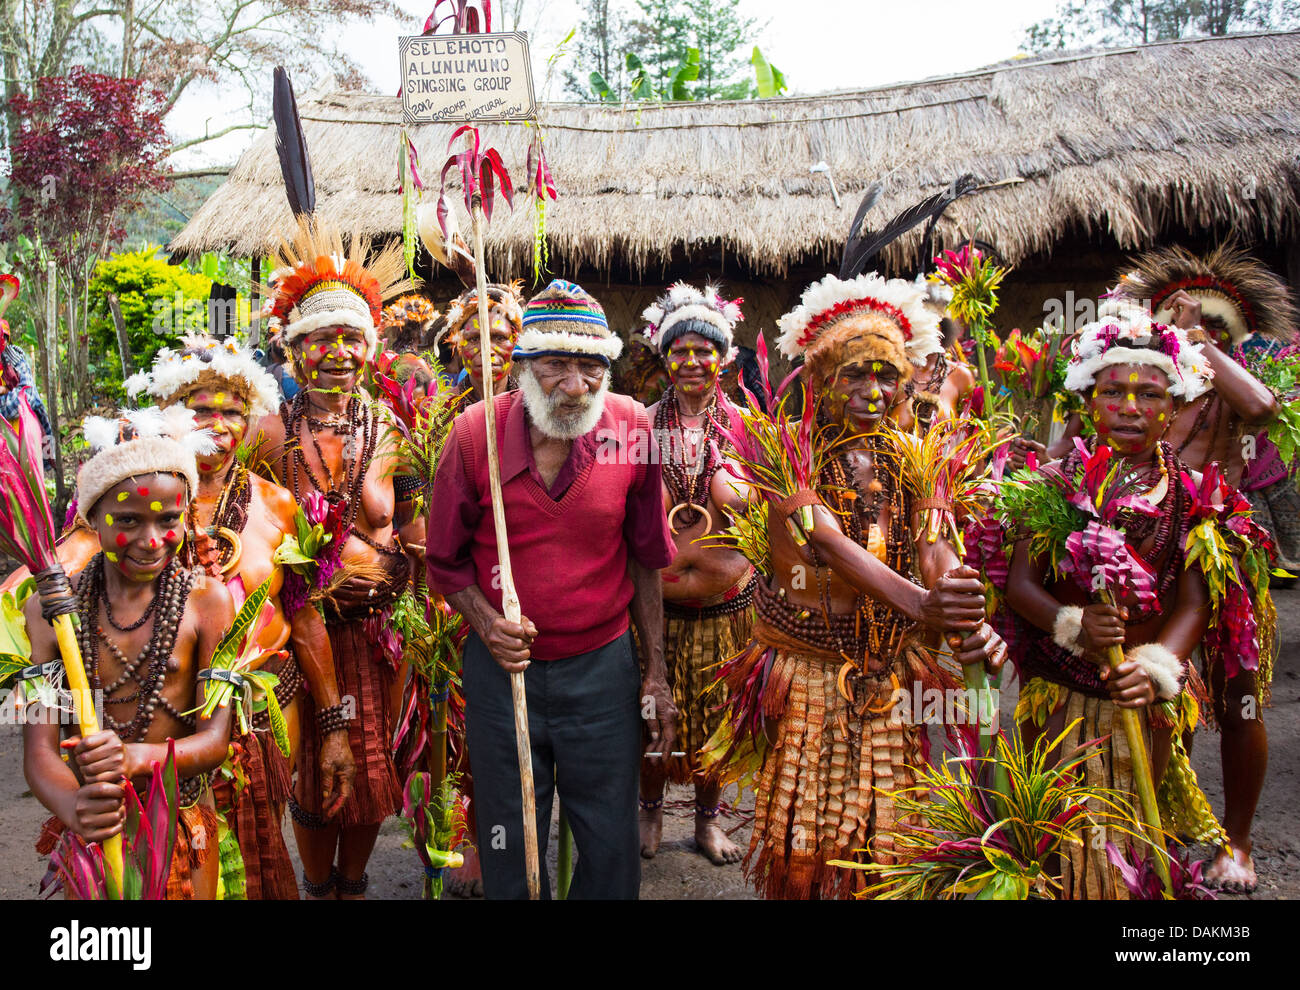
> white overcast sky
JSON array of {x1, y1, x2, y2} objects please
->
[{"x1": 171, "y1": 0, "x2": 1054, "y2": 166}]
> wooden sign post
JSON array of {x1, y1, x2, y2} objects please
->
[{"x1": 401, "y1": 32, "x2": 542, "y2": 899}]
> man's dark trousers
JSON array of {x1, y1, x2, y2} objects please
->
[{"x1": 463, "y1": 629, "x2": 642, "y2": 899}]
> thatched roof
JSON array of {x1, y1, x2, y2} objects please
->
[{"x1": 170, "y1": 30, "x2": 1300, "y2": 278}]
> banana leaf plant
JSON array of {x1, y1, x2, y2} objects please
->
[{"x1": 44, "y1": 740, "x2": 181, "y2": 900}]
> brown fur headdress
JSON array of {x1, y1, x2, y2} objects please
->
[{"x1": 1116, "y1": 242, "x2": 1298, "y2": 345}]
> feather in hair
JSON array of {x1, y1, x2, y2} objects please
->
[
  {"x1": 839, "y1": 174, "x2": 979, "y2": 280},
  {"x1": 272, "y1": 66, "x2": 315, "y2": 219}
]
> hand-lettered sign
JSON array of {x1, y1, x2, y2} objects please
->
[{"x1": 400, "y1": 32, "x2": 537, "y2": 124}]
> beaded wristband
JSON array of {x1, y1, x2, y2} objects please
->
[{"x1": 317, "y1": 702, "x2": 351, "y2": 735}]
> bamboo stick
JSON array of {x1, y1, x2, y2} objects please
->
[
  {"x1": 52, "y1": 612, "x2": 125, "y2": 894},
  {"x1": 1098, "y1": 589, "x2": 1173, "y2": 898},
  {"x1": 470, "y1": 197, "x2": 541, "y2": 900}
]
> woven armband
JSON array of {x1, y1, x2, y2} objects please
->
[
  {"x1": 393, "y1": 474, "x2": 424, "y2": 502},
  {"x1": 1126, "y1": 642, "x2": 1185, "y2": 701},
  {"x1": 773, "y1": 489, "x2": 822, "y2": 523},
  {"x1": 1052, "y1": 606, "x2": 1086, "y2": 658},
  {"x1": 198, "y1": 668, "x2": 247, "y2": 691}
]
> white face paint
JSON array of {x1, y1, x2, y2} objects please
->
[{"x1": 516, "y1": 360, "x2": 610, "y2": 440}]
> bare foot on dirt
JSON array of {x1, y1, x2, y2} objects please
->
[
  {"x1": 1205, "y1": 845, "x2": 1257, "y2": 894},
  {"x1": 640, "y1": 802, "x2": 664, "y2": 859},
  {"x1": 695, "y1": 818, "x2": 741, "y2": 865}
]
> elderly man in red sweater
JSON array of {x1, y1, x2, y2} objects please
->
[{"x1": 426, "y1": 279, "x2": 676, "y2": 899}]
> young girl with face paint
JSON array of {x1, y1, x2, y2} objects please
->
[
  {"x1": 1005, "y1": 307, "x2": 1222, "y2": 899},
  {"x1": 639, "y1": 286, "x2": 754, "y2": 867},
  {"x1": 20, "y1": 408, "x2": 236, "y2": 899}
]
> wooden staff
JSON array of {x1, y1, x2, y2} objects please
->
[
  {"x1": 1098, "y1": 588, "x2": 1174, "y2": 898},
  {"x1": 469, "y1": 194, "x2": 541, "y2": 900}
]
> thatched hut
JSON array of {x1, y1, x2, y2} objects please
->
[{"x1": 171, "y1": 30, "x2": 1300, "y2": 363}]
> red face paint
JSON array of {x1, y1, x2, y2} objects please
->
[
  {"x1": 137, "y1": 487, "x2": 149, "y2": 497},
  {"x1": 165, "y1": 530, "x2": 176, "y2": 541},
  {"x1": 115, "y1": 532, "x2": 128, "y2": 547},
  {"x1": 149, "y1": 538, "x2": 157, "y2": 549},
  {"x1": 176, "y1": 493, "x2": 183, "y2": 507},
  {"x1": 1105, "y1": 404, "x2": 1119, "y2": 412}
]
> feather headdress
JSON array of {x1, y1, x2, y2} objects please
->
[
  {"x1": 266, "y1": 216, "x2": 414, "y2": 357},
  {"x1": 777, "y1": 273, "x2": 942, "y2": 374},
  {"x1": 439, "y1": 281, "x2": 525, "y2": 347},
  {"x1": 125, "y1": 335, "x2": 280, "y2": 420},
  {"x1": 1115, "y1": 242, "x2": 1298, "y2": 345},
  {"x1": 76, "y1": 406, "x2": 215, "y2": 523},
  {"x1": 641, "y1": 281, "x2": 743, "y2": 364},
  {"x1": 1064, "y1": 300, "x2": 1212, "y2": 401}
]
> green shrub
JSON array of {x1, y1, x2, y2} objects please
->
[{"x1": 88, "y1": 246, "x2": 214, "y2": 389}]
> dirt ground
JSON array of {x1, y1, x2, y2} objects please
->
[{"x1": 2, "y1": 588, "x2": 1297, "y2": 900}]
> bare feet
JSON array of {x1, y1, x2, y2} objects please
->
[
  {"x1": 695, "y1": 816, "x2": 741, "y2": 865},
  {"x1": 639, "y1": 801, "x2": 664, "y2": 859},
  {"x1": 1205, "y1": 845, "x2": 1257, "y2": 894},
  {"x1": 446, "y1": 843, "x2": 484, "y2": 898}
]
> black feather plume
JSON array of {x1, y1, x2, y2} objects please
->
[
  {"x1": 273, "y1": 66, "x2": 315, "y2": 219},
  {"x1": 839, "y1": 173, "x2": 979, "y2": 279},
  {"x1": 841, "y1": 181, "x2": 883, "y2": 260}
]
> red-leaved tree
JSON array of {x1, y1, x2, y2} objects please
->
[{"x1": 5, "y1": 66, "x2": 171, "y2": 431}]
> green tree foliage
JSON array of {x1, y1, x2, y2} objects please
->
[
  {"x1": 566, "y1": 0, "x2": 776, "y2": 101},
  {"x1": 681, "y1": 0, "x2": 758, "y2": 99},
  {"x1": 1023, "y1": 0, "x2": 1300, "y2": 53},
  {"x1": 87, "y1": 246, "x2": 213, "y2": 390}
]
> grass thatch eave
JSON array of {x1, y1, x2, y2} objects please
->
[{"x1": 169, "y1": 30, "x2": 1300, "y2": 278}]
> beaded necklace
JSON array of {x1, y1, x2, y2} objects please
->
[
  {"x1": 811, "y1": 427, "x2": 918, "y2": 670},
  {"x1": 75, "y1": 554, "x2": 196, "y2": 742},
  {"x1": 282, "y1": 391, "x2": 373, "y2": 533},
  {"x1": 282, "y1": 390, "x2": 404, "y2": 558},
  {"x1": 655, "y1": 384, "x2": 723, "y2": 530},
  {"x1": 1063, "y1": 438, "x2": 1189, "y2": 619}
]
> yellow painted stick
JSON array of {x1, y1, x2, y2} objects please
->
[
  {"x1": 1098, "y1": 589, "x2": 1174, "y2": 898},
  {"x1": 53, "y1": 612, "x2": 126, "y2": 895}
]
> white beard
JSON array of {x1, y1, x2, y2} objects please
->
[{"x1": 516, "y1": 360, "x2": 609, "y2": 440}]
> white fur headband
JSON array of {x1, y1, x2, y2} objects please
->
[
  {"x1": 125, "y1": 335, "x2": 280, "y2": 419},
  {"x1": 76, "y1": 406, "x2": 215, "y2": 523}
]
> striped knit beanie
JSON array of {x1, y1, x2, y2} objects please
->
[{"x1": 514, "y1": 279, "x2": 623, "y2": 365}]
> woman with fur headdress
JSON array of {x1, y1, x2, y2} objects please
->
[
  {"x1": 1113, "y1": 244, "x2": 1293, "y2": 894},
  {"x1": 637, "y1": 282, "x2": 753, "y2": 866},
  {"x1": 709, "y1": 273, "x2": 1004, "y2": 899}
]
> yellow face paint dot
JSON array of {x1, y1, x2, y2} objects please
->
[
  {"x1": 1129, "y1": 373, "x2": 1139, "y2": 383},
  {"x1": 1092, "y1": 411, "x2": 1101, "y2": 421},
  {"x1": 872, "y1": 362, "x2": 882, "y2": 372},
  {"x1": 1126, "y1": 393, "x2": 1136, "y2": 402},
  {"x1": 116, "y1": 492, "x2": 129, "y2": 502},
  {"x1": 1157, "y1": 413, "x2": 1165, "y2": 422},
  {"x1": 215, "y1": 392, "x2": 225, "y2": 403},
  {"x1": 670, "y1": 362, "x2": 679, "y2": 371},
  {"x1": 106, "y1": 551, "x2": 119, "y2": 563},
  {"x1": 868, "y1": 403, "x2": 878, "y2": 413},
  {"x1": 150, "y1": 501, "x2": 162, "y2": 512},
  {"x1": 105, "y1": 513, "x2": 114, "y2": 526}
]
